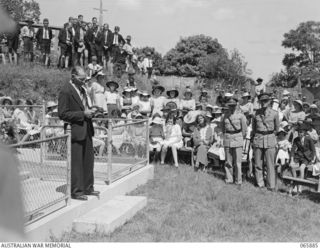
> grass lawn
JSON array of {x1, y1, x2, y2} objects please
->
[{"x1": 54, "y1": 164, "x2": 320, "y2": 242}]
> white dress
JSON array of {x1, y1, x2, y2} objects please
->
[
  {"x1": 180, "y1": 99, "x2": 196, "y2": 111},
  {"x1": 151, "y1": 96, "x2": 166, "y2": 116},
  {"x1": 276, "y1": 139, "x2": 291, "y2": 165},
  {"x1": 89, "y1": 82, "x2": 106, "y2": 110},
  {"x1": 161, "y1": 124, "x2": 183, "y2": 148}
]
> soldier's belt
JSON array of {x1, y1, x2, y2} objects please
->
[
  {"x1": 225, "y1": 130, "x2": 242, "y2": 134},
  {"x1": 256, "y1": 131, "x2": 274, "y2": 135}
]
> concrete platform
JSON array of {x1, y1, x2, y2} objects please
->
[
  {"x1": 25, "y1": 164, "x2": 154, "y2": 241},
  {"x1": 73, "y1": 196, "x2": 147, "y2": 234}
]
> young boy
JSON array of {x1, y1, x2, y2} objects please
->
[{"x1": 290, "y1": 123, "x2": 316, "y2": 193}]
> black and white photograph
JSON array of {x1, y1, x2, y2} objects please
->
[{"x1": 1, "y1": 0, "x2": 320, "y2": 245}]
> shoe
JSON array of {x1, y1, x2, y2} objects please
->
[
  {"x1": 237, "y1": 184, "x2": 242, "y2": 190},
  {"x1": 84, "y1": 190, "x2": 100, "y2": 196},
  {"x1": 71, "y1": 195, "x2": 88, "y2": 201}
]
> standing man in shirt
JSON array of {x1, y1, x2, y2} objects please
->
[
  {"x1": 222, "y1": 98, "x2": 247, "y2": 189},
  {"x1": 36, "y1": 18, "x2": 53, "y2": 67},
  {"x1": 252, "y1": 93, "x2": 280, "y2": 191},
  {"x1": 58, "y1": 66, "x2": 99, "y2": 200},
  {"x1": 142, "y1": 51, "x2": 153, "y2": 79},
  {"x1": 21, "y1": 18, "x2": 35, "y2": 62}
]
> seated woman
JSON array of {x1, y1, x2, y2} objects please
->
[
  {"x1": 193, "y1": 114, "x2": 213, "y2": 171},
  {"x1": 289, "y1": 123, "x2": 316, "y2": 194},
  {"x1": 160, "y1": 114, "x2": 183, "y2": 167},
  {"x1": 180, "y1": 87, "x2": 195, "y2": 114},
  {"x1": 111, "y1": 109, "x2": 126, "y2": 154},
  {"x1": 149, "y1": 116, "x2": 164, "y2": 163},
  {"x1": 151, "y1": 85, "x2": 166, "y2": 117},
  {"x1": 138, "y1": 91, "x2": 152, "y2": 117},
  {"x1": 208, "y1": 108, "x2": 225, "y2": 167}
]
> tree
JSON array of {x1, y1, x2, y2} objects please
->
[
  {"x1": 162, "y1": 35, "x2": 226, "y2": 77},
  {"x1": 0, "y1": 0, "x2": 41, "y2": 23},
  {"x1": 276, "y1": 21, "x2": 320, "y2": 88},
  {"x1": 161, "y1": 34, "x2": 250, "y2": 85},
  {"x1": 135, "y1": 46, "x2": 164, "y2": 75}
]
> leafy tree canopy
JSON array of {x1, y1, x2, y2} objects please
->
[{"x1": 0, "y1": 0, "x2": 41, "y2": 23}]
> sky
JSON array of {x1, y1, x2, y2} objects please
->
[{"x1": 38, "y1": 0, "x2": 320, "y2": 80}]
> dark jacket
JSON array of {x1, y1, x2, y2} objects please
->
[
  {"x1": 58, "y1": 28, "x2": 73, "y2": 46},
  {"x1": 291, "y1": 135, "x2": 315, "y2": 163},
  {"x1": 110, "y1": 32, "x2": 125, "y2": 46},
  {"x1": 74, "y1": 27, "x2": 89, "y2": 48},
  {"x1": 58, "y1": 82, "x2": 94, "y2": 141},
  {"x1": 35, "y1": 27, "x2": 53, "y2": 44},
  {"x1": 95, "y1": 29, "x2": 113, "y2": 50}
]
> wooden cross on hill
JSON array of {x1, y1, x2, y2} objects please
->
[{"x1": 93, "y1": 0, "x2": 107, "y2": 26}]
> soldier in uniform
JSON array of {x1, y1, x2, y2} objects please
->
[
  {"x1": 222, "y1": 98, "x2": 247, "y2": 188},
  {"x1": 252, "y1": 93, "x2": 280, "y2": 191}
]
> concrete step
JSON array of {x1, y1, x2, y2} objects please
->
[{"x1": 72, "y1": 195, "x2": 147, "y2": 234}]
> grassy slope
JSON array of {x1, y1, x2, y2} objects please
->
[{"x1": 54, "y1": 165, "x2": 320, "y2": 242}]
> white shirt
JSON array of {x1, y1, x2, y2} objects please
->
[
  {"x1": 180, "y1": 99, "x2": 195, "y2": 111},
  {"x1": 143, "y1": 58, "x2": 153, "y2": 70},
  {"x1": 113, "y1": 34, "x2": 118, "y2": 45},
  {"x1": 104, "y1": 91, "x2": 120, "y2": 105},
  {"x1": 43, "y1": 28, "x2": 49, "y2": 40},
  {"x1": 70, "y1": 81, "x2": 92, "y2": 110}
]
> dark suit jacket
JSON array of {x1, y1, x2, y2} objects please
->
[
  {"x1": 58, "y1": 28, "x2": 73, "y2": 46},
  {"x1": 291, "y1": 135, "x2": 315, "y2": 163},
  {"x1": 74, "y1": 27, "x2": 89, "y2": 48},
  {"x1": 35, "y1": 27, "x2": 53, "y2": 44},
  {"x1": 58, "y1": 82, "x2": 94, "y2": 141},
  {"x1": 110, "y1": 32, "x2": 125, "y2": 46},
  {"x1": 95, "y1": 29, "x2": 113, "y2": 50}
]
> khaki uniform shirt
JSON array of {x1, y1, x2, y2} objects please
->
[
  {"x1": 252, "y1": 107, "x2": 280, "y2": 148},
  {"x1": 222, "y1": 111, "x2": 247, "y2": 148}
]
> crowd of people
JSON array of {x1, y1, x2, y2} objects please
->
[
  {"x1": 2, "y1": 70, "x2": 320, "y2": 194},
  {"x1": 0, "y1": 15, "x2": 155, "y2": 78}
]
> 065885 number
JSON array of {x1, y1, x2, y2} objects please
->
[{"x1": 300, "y1": 243, "x2": 318, "y2": 248}]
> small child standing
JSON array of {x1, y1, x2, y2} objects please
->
[
  {"x1": 276, "y1": 128, "x2": 291, "y2": 166},
  {"x1": 149, "y1": 116, "x2": 165, "y2": 163}
]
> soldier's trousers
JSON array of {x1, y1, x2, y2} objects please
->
[
  {"x1": 224, "y1": 147, "x2": 242, "y2": 184},
  {"x1": 254, "y1": 147, "x2": 276, "y2": 189}
]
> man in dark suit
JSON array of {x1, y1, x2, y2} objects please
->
[
  {"x1": 96, "y1": 23, "x2": 113, "y2": 69},
  {"x1": 110, "y1": 26, "x2": 125, "y2": 58},
  {"x1": 74, "y1": 21, "x2": 89, "y2": 67},
  {"x1": 58, "y1": 23, "x2": 73, "y2": 68},
  {"x1": 36, "y1": 18, "x2": 53, "y2": 67},
  {"x1": 58, "y1": 66, "x2": 99, "y2": 201}
]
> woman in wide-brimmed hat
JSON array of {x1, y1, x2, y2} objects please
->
[
  {"x1": 0, "y1": 96, "x2": 14, "y2": 121},
  {"x1": 138, "y1": 90, "x2": 152, "y2": 117},
  {"x1": 160, "y1": 114, "x2": 183, "y2": 168},
  {"x1": 151, "y1": 85, "x2": 166, "y2": 117},
  {"x1": 122, "y1": 87, "x2": 132, "y2": 107},
  {"x1": 87, "y1": 72, "x2": 106, "y2": 111},
  {"x1": 287, "y1": 99, "x2": 306, "y2": 125},
  {"x1": 180, "y1": 86, "x2": 196, "y2": 112},
  {"x1": 130, "y1": 87, "x2": 140, "y2": 106},
  {"x1": 193, "y1": 113, "x2": 213, "y2": 171},
  {"x1": 166, "y1": 88, "x2": 180, "y2": 107},
  {"x1": 104, "y1": 80, "x2": 121, "y2": 118},
  {"x1": 240, "y1": 92, "x2": 253, "y2": 115}
]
